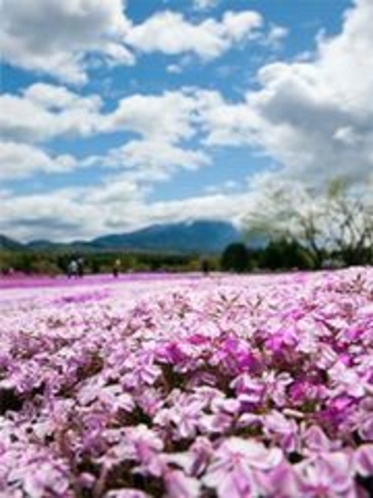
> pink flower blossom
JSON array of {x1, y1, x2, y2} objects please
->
[{"x1": 203, "y1": 437, "x2": 283, "y2": 497}]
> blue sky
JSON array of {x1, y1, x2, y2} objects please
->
[{"x1": 0, "y1": 0, "x2": 372, "y2": 241}]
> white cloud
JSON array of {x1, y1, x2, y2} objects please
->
[
  {"x1": 0, "y1": 85, "x2": 200, "y2": 145},
  {"x1": 0, "y1": 174, "x2": 146, "y2": 241},
  {"x1": 0, "y1": 86, "x2": 211, "y2": 187},
  {"x1": 23, "y1": 83, "x2": 102, "y2": 112},
  {"x1": 192, "y1": 0, "x2": 219, "y2": 11},
  {"x1": 196, "y1": 90, "x2": 260, "y2": 146},
  {"x1": 0, "y1": 0, "x2": 282, "y2": 84},
  {"x1": 200, "y1": 0, "x2": 373, "y2": 187},
  {"x1": 0, "y1": 83, "x2": 102, "y2": 142},
  {"x1": 0, "y1": 0, "x2": 133, "y2": 83},
  {"x1": 0, "y1": 182, "x2": 249, "y2": 242},
  {"x1": 125, "y1": 10, "x2": 262, "y2": 60},
  {"x1": 0, "y1": 190, "x2": 102, "y2": 241},
  {"x1": 222, "y1": 11, "x2": 262, "y2": 43},
  {"x1": 0, "y1": 141, "x2": 77, "y2": 179},
  {"x1": 3, "y1": 1, "x2": 372, "y2": 242},
  {"x1": 103, "y1": 91, "x2": 199, "y2": 142},
  {"x1": 102, "y1": 139, "x2": 210, "y2": 181},
  {"x1": 265, "y1": 24, "x2": 288, "y2": 49}
]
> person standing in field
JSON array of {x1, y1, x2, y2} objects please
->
[
  {"x1": 112, "y1": 258, "x2": 121, "y2": 277},
  {"x1": 77, "y1": 257, "x2": 85, "y2": 277},
  {"x1": 67, "y1": 259, "x2": 78, "y2": 278}
]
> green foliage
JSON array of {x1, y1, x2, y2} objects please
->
[
  {"x1": 0, "y1": 249, "x2": 205, "y2": 275},
  {"x1": 220, "y1": 243, "x2": 251, "y2": 273},
  {"x1": 259, "y1": 239, "x2": 314, "y2": 270}
]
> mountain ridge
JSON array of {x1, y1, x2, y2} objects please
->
[{"x1": 1, "y1": 220, "x2": 245, "y2": 254}]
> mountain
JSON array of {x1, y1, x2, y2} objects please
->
[
  {"x1": 26, "y1": 239, "x2": 60, "y2": 251},
  {"x1": 91, "y1": 220, "x2": 242, "y2": 254},
  {"x1": 0, "y1": 235, "x2": 24, "y2": 251},
  {"x1": 1, "y1": 220, "x2": 244, "y2": 254}
]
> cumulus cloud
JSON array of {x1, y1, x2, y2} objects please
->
[
  {"x1": 2, "y1": 0, "x2": 372, "y2": 241},
  {"x1": 200, "y1": 0, "x2": 373, "y2": 187},
  {"x1": 126, "y1": 10, "x2": 262, "y2": 60},
  {"x1": 0, "y1": 141, "x2": 77, "y2": 179},
  {"x1": 0, "y1": 83, "x2": 102, "y2": 142},
  {"x1": 103, "y1": 91, "x2": 199, "y2": 142},
  {"x1": 0, "y1": 189, "x2": 103, "y2": 241},
  {"x1": 1, "y1": 0, "x2": 277, "y2": 83},
  {"x1": 0, "y1": 180, "x2": 132, "y2": 241},
  {"x1": 102, "y1": 139, "x2": 210, "y2": 182},
  {"x1": 0, "y1": 182, "x2": 249, "y2": 242},
  {"x1": 0, "y1": 86, "x2": 210, "y2": 188},
  {"x1": 0, "y1": 0, "x2": 133, "y2": 84}
]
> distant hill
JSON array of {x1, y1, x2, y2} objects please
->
[
  {"x1": 0, "y1": 235, "x2": 23, "y2": 251},
  {"x1": 1, "y1": 220, "x2": 244, "y2": 255},
  {"x1": 91, "y1": 220, "x2": 242, "y2": 254}
]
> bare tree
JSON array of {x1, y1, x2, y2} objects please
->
[{"x1": 244, "y1": 178, "x2": 373, "y2": 268}]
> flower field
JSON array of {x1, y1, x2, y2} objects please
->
[{"x1": 1, "y1": 269, "x2": 373, "y2": 497}]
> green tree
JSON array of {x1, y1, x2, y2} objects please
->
[
  {"x1": 221, "y1": 242, "x2": 250, "y2": 273},
  {"x1": 260, "y1": 238, "x2": 314, "y2": 270}
]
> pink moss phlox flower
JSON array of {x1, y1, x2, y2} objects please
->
[
  {"x1": 211, "y1": 396, "x2": 241, "y2": 415},
  {"x1": 1, "y1": 267, "x2": 373, "y2": 496},
  {"x1": 230, "y1": 373, "x2": 264, "y2": 405},
  {"x1": 125, "y1": 425, "x2": 164, "y2": 461},
  {"x1": 133, "y1": 387, "x2": 164, "y2": 418},
  {"x1": 211, "y1": 336, "x2": 258, "y2": 374},
  {"x1": 295, "y1": 450, "x2": 355, "y2": 497},
  {"x1": 315, "y1": 396, "x2": 358, "y2": 437},
  {"x1": 356, "y1": 412, "x2": 373, "y2": 442},
  {"x1": 163, "y1": 436, "x2": 214, "y2": 479},
  {"x1": 104, "y1": 489, "x2": 152, "y2": 498},
  {"x1": 354, "y1": 444, "x2": 373, "y2": 477},
  {"x1": 260, "y1": 461, "x2": 304, "y2": 498},
  {"x1": 187, "y1": 333, "x2": 209, "y2": 346},
  {"x1": 121, "y1": 355, "x2": 161, "y2": 389},
  {"x1": 264, "y1": 326, "x2": 299, "y2": 354},
  {"x1": 97, "y1": 384, "x2": 135, "y2": 413},
  {"x1": 203, "y1": 437, "x2": 283, "y2": 498},
  {"x1": 101, "y1": 424, "x2": 164, "y2": 477},
  {"x1": 198, "y1": 412, "x2": 233, "y2": 435},
  {"x1": 5, "y1": 452, "x2": 71, "y2": 498},
  {"x1": 189, "y1": 436, "x2": 214, "y2": 476},
  {"x1": 154, "y1": 391, "x2": 207, "y2": 440},
  {"x1": 315, "y1": 343, "x2": 339, "y2": 370},
  {"x1": 77, "y1": 375, "x2": 106, "y2": 405},
  {"x1": 328, "y1": 361, "x2": 366, "y2": 399},
  {"x1": 160, "y1": 341, "x2": 188, "y2": 364},
  {"x1": 164, "y1": 469, "x2": 201, "y2": 498},
  {"x1": 262, "y1": 411, "x2": 299, "y2": 453},
  {"x1": 288, "y1": 379, "x2": 322, "y2": 406},
  {"x1": 302, "y1": 425, "x2": 334, "y2": 453},
  {"x1": 261, "y1": 371, "x2": 293, "y2": 407}
]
